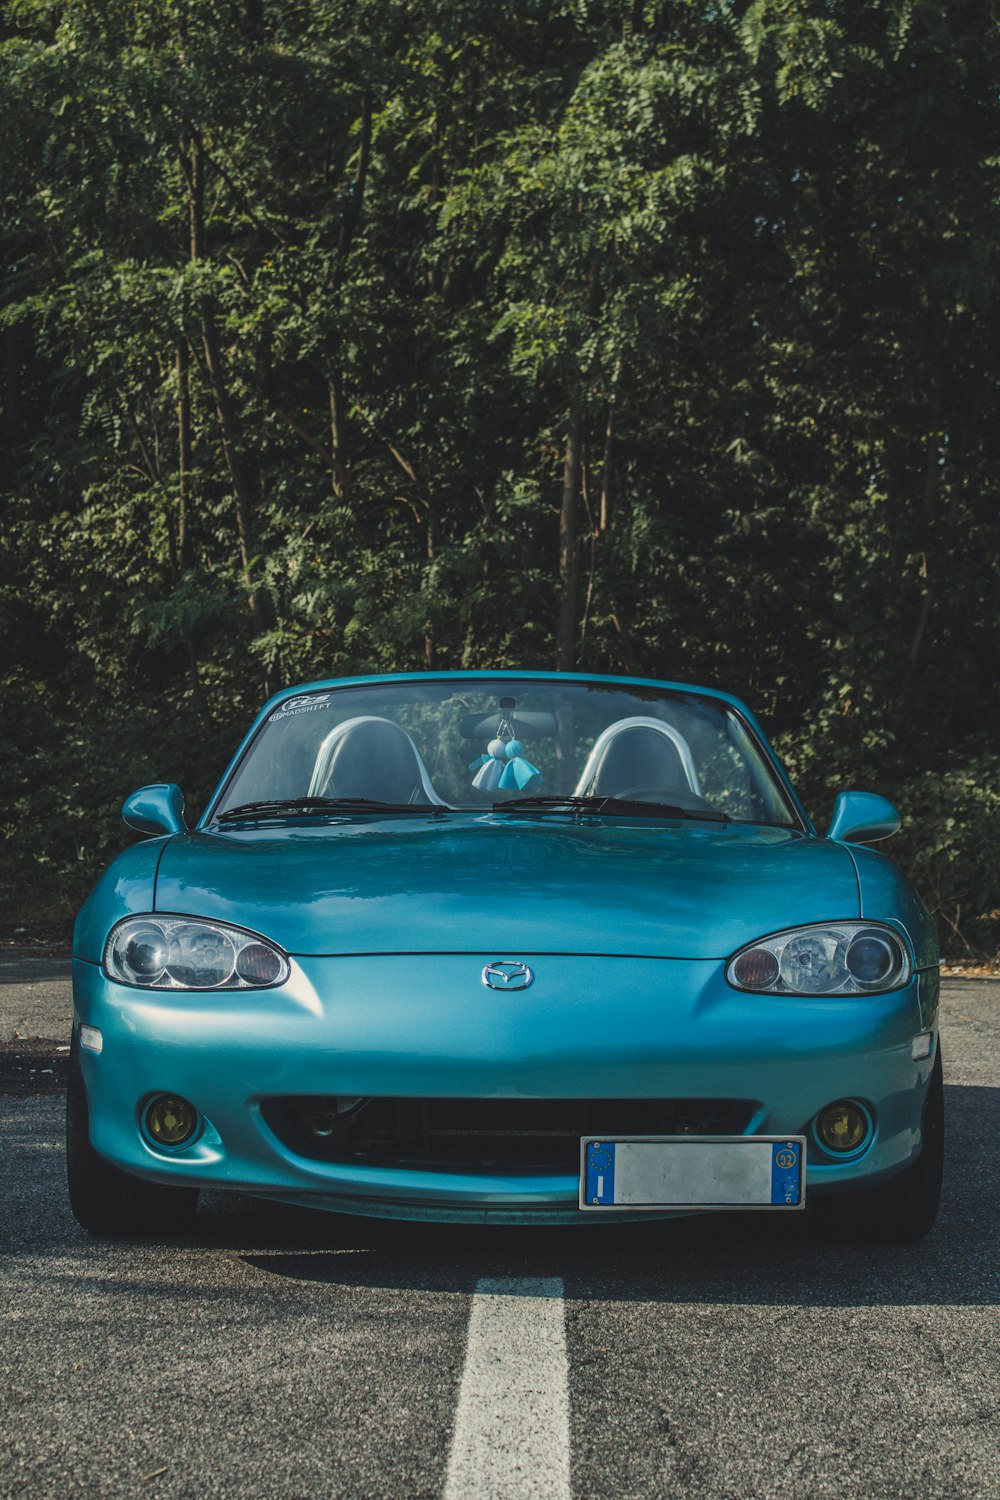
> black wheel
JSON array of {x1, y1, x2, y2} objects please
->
[
  {"x1": 66, "y1": 1037, "x2": 199, "y2": 1237},
  {"x1": 811, "y1": 1048, "x2": 944, "y2": 1245}
]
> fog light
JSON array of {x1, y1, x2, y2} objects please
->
[
  {"x1": 816, "y1": 1100, "x2": 870, "y2": 1153},
  {"x1": 145, "y1": 1095, "x2": 199, "y2": 1147}
]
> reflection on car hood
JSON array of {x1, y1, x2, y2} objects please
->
[{"x1": 155, "y1": 817, "x2": 859, "y2": 959}]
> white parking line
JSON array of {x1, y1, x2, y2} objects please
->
[{"x1": 444, "y1": 1276, "x2": 571, "y2": 1500}]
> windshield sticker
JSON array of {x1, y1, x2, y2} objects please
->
[{"x1": 269, "y1": 694, "x2": 332, "y2": 721}]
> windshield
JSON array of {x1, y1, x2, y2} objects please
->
[{"x1": 212, "y1": 678, "x2": 799, "y2": 827}]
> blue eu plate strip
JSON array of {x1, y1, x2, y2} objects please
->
[
  {"x1": 585, "y1": 1141, "x2": 616, "y2": 1205},
  {"x1": 770, "y1": 1141, "x2": 802, "y2": 1205}
]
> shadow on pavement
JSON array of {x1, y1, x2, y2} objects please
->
[
  {"x1": 4, "y1": 1083, "x2": 996, "y2": 1310},
  {"x1": 175, "y1": 1080, "x2": 1000, "y2": 1308},
  {"x1": 0, "y1": 954, "x2": 73, "y2": 985},
  {"x1": 236, "y1": 1079, "x2": 998, "y2": 1307}
]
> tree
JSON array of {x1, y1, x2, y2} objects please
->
[{"x1": 1, "y1": 0, "x2": 998, "y2": 947}]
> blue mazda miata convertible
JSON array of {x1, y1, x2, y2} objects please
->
[{"x1": 67, "y1": 671, "x2": 942, "y2": 1241}]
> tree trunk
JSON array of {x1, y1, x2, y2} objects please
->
[
  {"x1": 176, "y1": 343, "x2": 194, "y2": 569},
  {"x1": 599, "y1": 356, "x2": 620, "y2": 535},
  {"x1": 174, "y1": 343, "x2": 211, "y2": 722},
  {"x1": 328, "y1": 374, "x2": 349, "y2": 503},
  {"x1": 556, "y1": 257, "x2": 600, "y2": 671},
  {"x1": 424, "y1": 506, "x2": 436, "y2": 670},
  {"x1": 3, "y1": 323, "x2": 19, "y2": 459},
  {"x1": 181, "y1": 128, "x2": 273, "y2": 688},
  {"x1": 319, "y1": 90, "x2": 372, "y2": 529},
  {"x1": 899, "y1": 304, "x2": 945, "y2": 701},
  {"x1": 337, "y1": 91, "x2": 372, "y2": 268},
  {"x1": 200, "y1": 309, "x2": 270, "y2": 642},
  {"x1": 556, "y1": 386, "x2": 584, "y2": 671}
]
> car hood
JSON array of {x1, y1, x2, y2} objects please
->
[{"x1": 155, "y1": 817, "x2": 860, "y2": 959}]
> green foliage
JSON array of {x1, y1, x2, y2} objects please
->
[
  {"x1": 893, "y1": 760, "x2": 1000, "y2": 958},
  {"x1": 1, "y1": 0, "x2": 998, "y2": 950}
]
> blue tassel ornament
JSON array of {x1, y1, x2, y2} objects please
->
[
  {"x1": 497, "y1": 739, "x2": 543, "y2": 793},
  {"x1": 471, "y1": 738, "x2": 508, "y2": 792}
]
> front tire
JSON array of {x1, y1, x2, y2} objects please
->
[
  {"x1": 812, "y1": 1048, "x2": 944, "y2": 1245},
  {"x1": 66, "y1": 1038, "x2": 199, "y2": 1237}
]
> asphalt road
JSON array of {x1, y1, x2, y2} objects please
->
[
  {"x1": 0, "y1": 950, "x2": 74, "y2": 1042},
  {"x1": 0, "y1": 951, "x2": 74, "y2": 1094},
  {"x1": 1, "y1": 973, "x2": 998, "y2": 1499}
]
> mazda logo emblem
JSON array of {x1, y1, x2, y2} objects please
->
[{"x1": 481, "y1": 960, "x2": 534, "y2": 992}]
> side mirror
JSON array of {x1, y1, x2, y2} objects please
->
[
  {"x1": 827, "y1": 791, "x2": 900, "y2": 844},
  {"x1": 122, "y1": 783, "x2": 187, "y2": 837}
]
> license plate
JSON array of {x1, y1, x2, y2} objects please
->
[{"x1": 579, "y1": 1135, "x2": 806, "y2": 1211}]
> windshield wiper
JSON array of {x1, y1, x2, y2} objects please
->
[
  {"x1": 492, "y1": 794, "x2": 731, "y2": 822},
  {"x1": 216, "y1": 796, "x2": 447, "y2": 823}
]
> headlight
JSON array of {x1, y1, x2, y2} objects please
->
[
  {"x1": 727, "y1": 922, "x2": 909, "y2": 996},
  {"x1": 104, "y1": 916, "x2": 289, "y2": 990}
]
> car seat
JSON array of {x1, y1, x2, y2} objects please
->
[
  {"x1": 308, "y1": 717, "x2": 446, "y2": 804},
  {"x1": 574, "y1": 717, "x2": 701, "y2": 800}
]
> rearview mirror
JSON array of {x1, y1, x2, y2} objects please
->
[
  {"x1": 827, "y1": 791, "x2": 900, "y2": 844},
  {"x1": 122, "y1": 783, "x2": 187, "y2": 837}
]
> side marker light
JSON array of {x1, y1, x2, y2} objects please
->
[{"x1": 79, "y1": 1025, "x2": 103, "y2": 1054}]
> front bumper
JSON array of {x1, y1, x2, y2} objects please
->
[{"x1": 72, "y1": 953, "x2": 940, "y2": 1225}]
